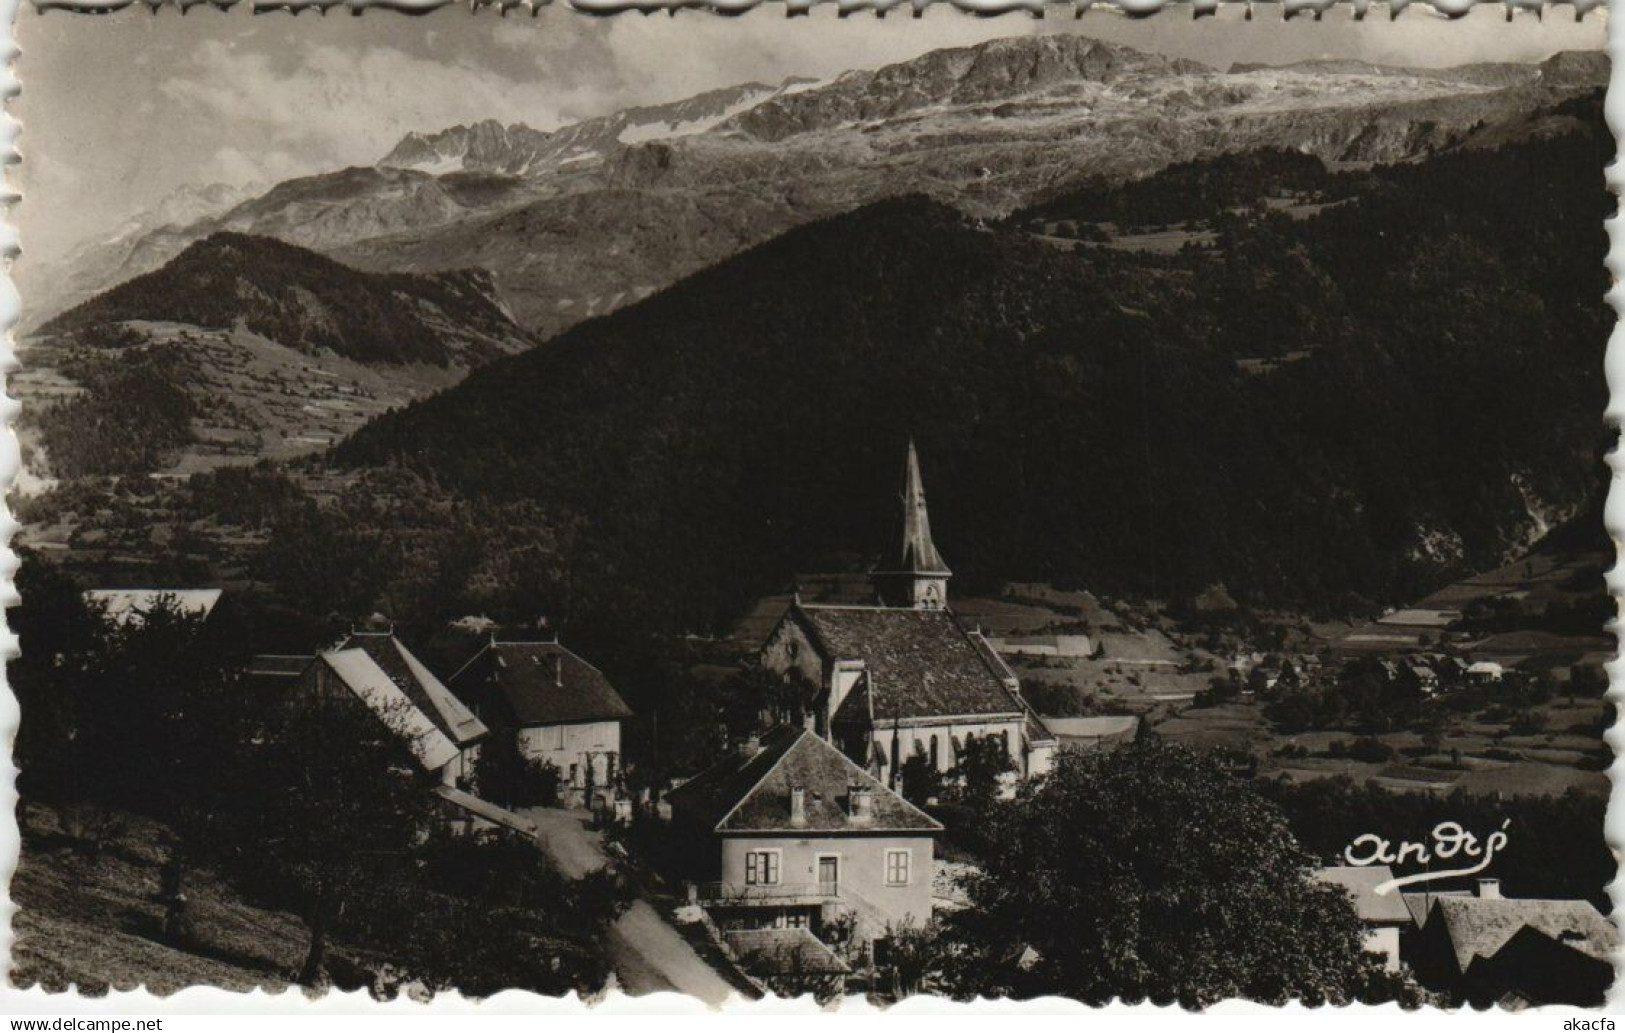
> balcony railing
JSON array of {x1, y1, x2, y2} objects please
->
[{"x1": 698, "y1": 880, "x2": 841, "y2": 905}]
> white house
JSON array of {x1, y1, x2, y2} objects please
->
[{"x1": 450, "y1": 638, "x2": 632, "y2": 806}]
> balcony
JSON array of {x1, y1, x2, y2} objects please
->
[{"x1": 697, "y1": 880, "x2": 842, "y2": 906}]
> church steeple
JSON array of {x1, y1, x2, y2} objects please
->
[{"x1": 875, "y1": 439, "x2": 952, "y2": 609}]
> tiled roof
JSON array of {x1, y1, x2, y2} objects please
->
[
  {"x1": 795, "y1": 605, "x2": 1023, "y2": 721},
  {"x1": 966, "y1": 629, "x2": 1020, "y2": 687},
  {"x1": 1403, "y1": 890, "x2": 1468, "y2": 929},
  {"x1": 726, "y1": 928, "x2": 851, "y2": 975},
  {"x1": 1313, "y1": 866, "x2": 1413, "y2": 924},
  {"x1": 666, "y1": 727, "x2": 942, "y2": 834},
  {"x1": 1023, "y1": 711, "x2": 1057, "y2": 747},
  {"x1": 1432, "y1": 896, "x2": 1618, "y2": 972},
  {"x1": 320, "y1": 648, "x2": 460, "y2": 772},
  {"x1": 452, "y1": 640, "x2": 632, "y2": 727},
  {"x1": 336, "y1": 632, "x2": 487, "y2": 746}
]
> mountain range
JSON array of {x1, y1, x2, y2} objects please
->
[
  {"x1": 377, "y1": 79, "x2": 821, "y2": 175},
  {"x1": 318, "y1": 96, "x2": 1610, "y2": 640},
  {"x1": 20, "y1": 35, "x2": 1608, "y2": 341}
]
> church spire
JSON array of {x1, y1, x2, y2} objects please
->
[{"x1": 875, "y1": 438, "x2": 952, "y2": 609}]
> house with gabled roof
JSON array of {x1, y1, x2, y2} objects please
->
[
  {"x1": 667, "y1": 726, "x2": 942, "y2": 950},
  {"x1": 1313, "y1": 865, "x2": 1413, "y2": 971},
  {"x1": 84, "y1": 588, "x2": 224, "y2": 628},
  {"x1": 760, "y1": 441, "x2": 1055, "y2": 787},
  {"x1": 449, "y1": 636, "x2": 632, "y2": 806},
  {"x1": 311, "y1": 647, "x2": 463, "y2": 774},
  {"x1": 1404, "y1": 879, "x2": 1618, "y2": 1006},
  {"x1": 265, "y1": 628, "x2": 488, "y2": 787}
]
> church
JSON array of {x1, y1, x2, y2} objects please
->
[{"x1": 760, "y1": 441, "x2": 1056, "y2": 789}]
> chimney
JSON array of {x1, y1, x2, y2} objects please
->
[
  {"x1": 789, "y1": 785, "x2": 807, "y2": 828},
  {"x1": 848, "y1": 785, "x2": 874, "y2": 825},
  {"x1": 1476, "y1": 878, "x2": 1502, "y2": 900}
]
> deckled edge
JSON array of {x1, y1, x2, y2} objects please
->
[
  {"x1": 17, "y1": 0, "x2": 1614, "y2": 19},
  {"x1": 0, "y1": 0, "x2": 1616, "y2": 1018}
]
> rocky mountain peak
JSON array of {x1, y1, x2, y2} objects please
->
[{"x1": 721, "y1": 34, "x2": 1206, "y2": 142}]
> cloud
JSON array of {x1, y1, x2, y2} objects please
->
[
  {"x1": 596, "y1": 9, "x2": 1044, "y2": 103},
  {"x1": 154, "y1": 37, "x2": 610, "y2": 177}
]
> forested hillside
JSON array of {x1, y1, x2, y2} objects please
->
[
  {"x1": 41, "y1": 232, "x2": 533, "y2": 367},
  {"x1": 325, "y1": 93, "x2": 1608, "y2": 644}
]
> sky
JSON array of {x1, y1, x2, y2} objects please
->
[{"x1": 12, "y1": 3, "x2": 1606, "y2": 265}]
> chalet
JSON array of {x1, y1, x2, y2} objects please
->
[
  {"x1": 1313, "y1": 865, "x2": 1412, "y2": 971},
  {"x1": 667, "y1": 726, "x2": 942, "y2": 953},
  {"x1": 262, "y1": 630, "x2": 488, "y2": 788},
  {"x1": 760, "y1": 441, "x2": 1056, "y2": 786},
  {"x1": 449, "y1": 637, "x2": 632, "y2": 808},
  {"x1": 1404, "y1": 879, "x2": 1618, "y2": 1006}
]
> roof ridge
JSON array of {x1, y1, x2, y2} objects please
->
[
  {"x1": 446, "y1": 640, "x2": 492, "y2": 684},
  {"x1": 710, "y1": 729, "x2": 808, "y2": 832},
  {"x1": 718, "y1": 727, "x2": 942, "y2": 833},
  {"x1": 797, "y1": 602, "x2": 896, "y2": 612}
]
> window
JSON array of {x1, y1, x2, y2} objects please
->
[
  {"x1": 929, "y1": 735, "x2": 939, "y2": 769},
  {"x1": 885, "y1": 849, "x2": 911, "y2": 887},
  {"x1": 746, "y1": 850, "x2": 781, "y2": 886},
  {"x1": 889, "y1": 734, "x2": 900, "y2": 772}
]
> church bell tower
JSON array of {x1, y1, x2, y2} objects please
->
[{"x1": 874, "y1": 439, "x2": 952, "y2": 610}]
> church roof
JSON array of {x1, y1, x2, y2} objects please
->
[
  {"x1": 335, "y1": 632, "x2": 488, "y2": 746},
  {"x1": 794, "y1": 604, "x2": 1024, "y2": 721},
  {"x1": 878, "y1": 439, "x2": 951, "y2": 576},
  {"x1": 451, "y1": 640, "x2": 632, "y2": 727},
  {"x1": 667, "y1": 726, "x2": 941, "y2": 834}
]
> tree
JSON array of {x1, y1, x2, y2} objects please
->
[
  {"x1": 899, "y1": 743, "x2": 943, "y2": 806},
  {"x1": 370, "y1": 829, "x2": 630, "y2": 998},
  {"x1": 198, "y1": 689, "x2": 438, "y2": 986},
  {"x1": 938, "y1": 738, "x2": 1415, "y2": 1007},
  {"x1": 473, "y1": 732, "x2": 561, "y2": 808},
  {"x1": 947, "y1": 734, "x2": 1015, "y2": 812}
]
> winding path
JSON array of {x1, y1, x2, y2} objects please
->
[{"x1": 517, "y1": 806, "x2": 737, "y2": 1005}]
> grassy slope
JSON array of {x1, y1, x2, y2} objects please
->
[{"x1": 11, "y1": 806, "x2": 306, "y2": 995}]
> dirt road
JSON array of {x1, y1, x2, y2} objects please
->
[{"x1": 518, "y1": 806, "x2": 737, "y2": 1005}]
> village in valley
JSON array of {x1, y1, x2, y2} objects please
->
[
  {"x1": 9, "y1": 10, "x2": 1618, "y2": 1014},
  {"x1": 13, "y1": 440, "x2": 1613, "y2": 1006}
]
